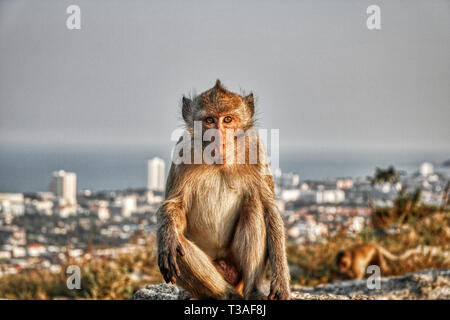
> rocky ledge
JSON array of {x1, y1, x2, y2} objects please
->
[{"x1": 133, "y1": 268, "x2": 450, "y2": 300}]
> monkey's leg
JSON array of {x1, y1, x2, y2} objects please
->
[
  {"x1": 174, "y1": 236, "x2": 242, "y2": 300},
  {"x1": 262, "y1": 195, "x2": 291, "y2": 299},
  {"x1": 352, "y1": 258, "x2": 367, "y2": 280},
  {"x1": 376, "y1": 251, "x2": 390, "y2": 275},
  {"x1": 231, "y1": 200, "x2": 267, "y2": 299}
]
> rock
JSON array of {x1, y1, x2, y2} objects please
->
[
  {"x1": 293, "y1": 268, "x2": 450, "y2": 300},
  {"x1": 133, "y1": 268, "x2": 450, "y2": 300},
  {"x1": 133, "y1": 283, "x2": 192, "y2": 300}
]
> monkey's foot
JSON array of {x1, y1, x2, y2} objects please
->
[{"x1": 248, "y1": 289, "x2": 267, "y2": 300}]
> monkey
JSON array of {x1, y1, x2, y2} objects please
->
[
  {"x1": 156, "y1": 80, "x2": 290, "y2": 300},
  {"x1": 335, "y1": 243, "x2": 414, "y2": 279}
]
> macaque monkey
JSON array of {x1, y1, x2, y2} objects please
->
[
  {"x1": 156, "y1": 80, "x2": 290, "y2": 300},
  {"x1": 336, "y1": 243, "x2": 412, "y2": 279}
]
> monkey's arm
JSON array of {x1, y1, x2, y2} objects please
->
[
  {"x1": 264, "y1": 198, "x2": 291, "y2": 300},
  {"x1": 157, "y1": 164, "x2": 189, "y2": 284},
  {"x1": 157, "y1": 196, "x2": 188, "y2": 283}
]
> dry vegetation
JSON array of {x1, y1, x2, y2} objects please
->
[
  {"x1": 0, "y1": 207, "x2": 449, "y2": 299},
  {"x1": 0, "y1": 238, "x2": 163, "y2": 299},
  {"x1": 288, "y1": 207, "x2": 450, "y2": 287}
]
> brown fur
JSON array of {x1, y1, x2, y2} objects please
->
[
  {"x1": 157, "y1": 80, "x2": 290, "y2": 300},
  {"x1": 336, "y1": 243, "x2": 399, "y2": 279}
]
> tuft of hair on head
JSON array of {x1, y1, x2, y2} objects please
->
[{"x1": 214, "y1": 79, "x2": 226, "y2": 92}]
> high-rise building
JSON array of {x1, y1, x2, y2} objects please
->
[
  {"x1": 420, "y1": 162, "x2": 434, "y2": 177},
  {"x1": 147, "y1": 157, "x2": 165, "y2": 192},
  {"x1": 49, "y1": 170, "x2": 77, "y2": 205}
]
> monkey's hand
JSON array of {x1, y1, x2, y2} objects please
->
[
  {"x1": 158, "y1": 232, "x2": 185, "y2": 284},
  {"x1": 268, "y1": 276, "x2": 291, "y2": 300}
]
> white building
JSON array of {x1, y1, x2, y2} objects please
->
[
  {"x1": 336, "y1": 178, "x2": 354, "y2": 190},
  {"x1": 420, "y1": 162, "x2": 434, "y2": 177},
  {"x1": 0, "y1": 251, "x2": 11, "y2": 260},
  {"x1": 114, "y1": 195, "x2": 137, "y2": 218},
  {"x1": 0, "y1": 193, "x2": 24, "y2": 216},
  {"x1": 146, "y1": 190, "x2": 163, "y2": 205},
  {"x1": 27, "y1": 199, "x2": 54, "y2": 216},
  {"x1": 295, "y1": 189, "x2": 345, "y2": 204},
  {"x1": 316, "y1": 189, "x2": 345, "y2": 204},
  {"x1": 147, "y1": 157, "x2": 165, "y2": 192},
  {"x1": 280, "y1": 189, "x2": 301, "y2": 202},
  {"x1": 274, "y1": 170, "x2": 300, "y2": 188},
  {"x1": 90, "y1": 200, "x2": 110, "y2": 221},
  {"x1": 49, "y1": 170, "x2": 77, "y2": 205},
  {"x1": 12, "y1": 246, "x2": 27, "y2": 258},
  {"x1": 27, "y1": 243, "x2": 46, "y2": 257}
]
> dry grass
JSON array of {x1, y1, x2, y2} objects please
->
[
  {"x1": 1, "y1": 211, "x2": 449, "y2": 299},
  {"x1": 0, "y1": 238, "x2": 163, "y2": 300},
  {"x1": 288, "y1": 211, "x2": 450, "y2": 287}
]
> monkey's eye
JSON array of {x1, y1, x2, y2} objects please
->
[
  {"x1": 205, "y1": 117, "x2": 215, "y2": 124},
  {"x1": 223, "y1": 116, "x2": 232, "y2": 123}
]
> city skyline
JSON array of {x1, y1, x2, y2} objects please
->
[{"x1": 0, "y1": 147, "x2": 449, "y2": 194}]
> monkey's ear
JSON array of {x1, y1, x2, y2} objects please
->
[
  {"x1": 244, "y1": 93, "x2": 255, "y2": 116},
  {"x1": 182, "y1": 96, "x2": 193, "y2": 123},
  {"x1": 335, "y1": 251, "x2": 343, "y2": 263}
]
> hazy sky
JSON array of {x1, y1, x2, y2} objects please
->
[{"x1": 0, "y1": 0, "x2": 449, "y2": 151}]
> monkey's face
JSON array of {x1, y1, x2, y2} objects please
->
[
  {"x1": 196, "y1": 108, "x2": 244, "y2": 163},
  {"x1": 182, "y1": 80, "x2": 255, "y2": 163},
  {"x1": 337, "y1": 252, "x2": 351, "y2": 273}
]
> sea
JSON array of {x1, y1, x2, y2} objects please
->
[{"x1": 0, "y1": 145, "x2": 449, "y2": 193}]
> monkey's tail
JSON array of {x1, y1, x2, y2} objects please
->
[
  {"x1": 400, "y1": 245, "x2": 448, "y2": 261},
  {"x1": 378, "y1": 245, "x2": 416, "y2": 261},
  {"x1": 377, "y1": 245, "x2": 401, "y2": 261},
  {"x1": 398, "y1": 249, "x2": 417, "y2": 260}
]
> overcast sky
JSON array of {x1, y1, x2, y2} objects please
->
[{"x1": 0, "y1": 0, "x2": 449, "y2": 151}]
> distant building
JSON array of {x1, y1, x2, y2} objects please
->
[
  {"x1": 297, "y1": 190, "x2": 317, "y2": 204},
  {"x1": 336, "y1": 178, "x2": 354, "y2": 190},
  {"x1": 274, "y1": 171, "x2": 300, "y2": 189},
  {"x1": 0, "y1": 226, "x2": 26, "y2": 246},
  {"x1": 12, "y1": 246, "x2": 27, "y2": 258},
  {"x1": 49, "y1": 170, "x2": 77, "y2": 205},
  {"x1": 315, "y1": 189, "x2": 345, "y2": 204},
  {"x1": 420, "y1": 162, "x2": 434, "y2": 177},
  {"x1": 147, "y1": 158, "x2": 165, "y2": 192},
  {"x1": 27, "y1": 243, "x2": 46, "y2": 257},
  {"x1": 0, "y1": 251, "x2": 11, "y2": 260},
  {"x1": 145, "y1": 190, "x2": 163, "y2": 205},
  {"x1": 89, "y1": 200, "x2": 110, "y2": 221},
  {"x1": 280, "y1": 189, "x2": 301, "y2": 202},
  {"x1": 293, "y1": 189, "x2": 345, "y2": 204},
  {"x1": 0, "y1": 193, "x2": 24, "y2": 216},
  {"x1": 26, "y1": 199, "x2": 54, "y2": 216},
  {"x1": 113, "y1": 195, "x2": 137, "y2": 218}
]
